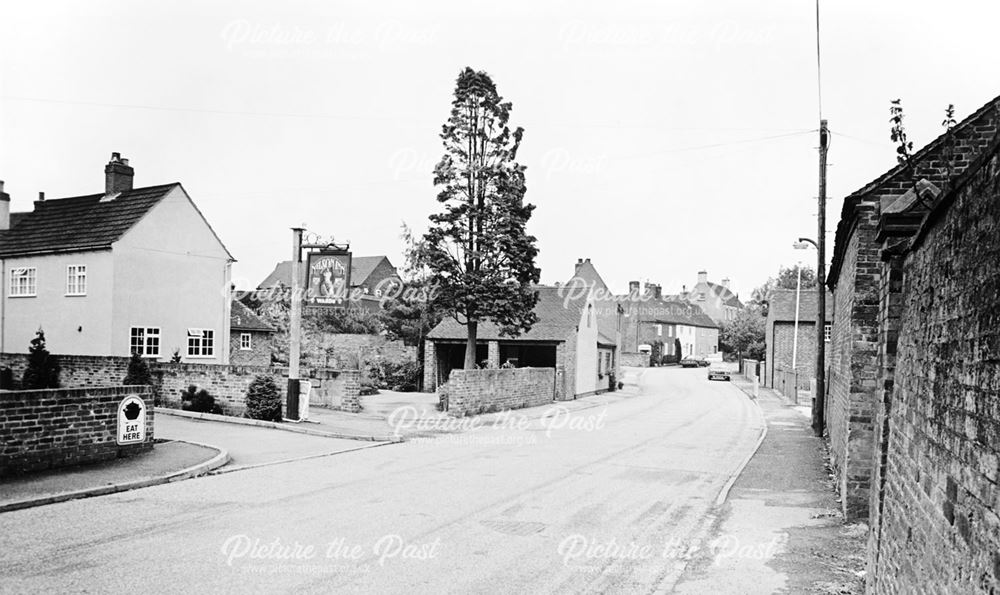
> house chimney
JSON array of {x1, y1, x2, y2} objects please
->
[
  {"x1": 681, "y1": 284, "x2": 688, "y2": 299},
  {"x1": 105, "y1": 152, "x2": 134, "y2": 195},
  {"x1": 628, "y1": 280, "x2": 640, "y2": 294},
  {"x1": 0, "y1": 181, "x2": 9, "y2": 230},
  {"x1": 585, "y1": 258, "x2": 590, "y2": 263},
  {"x1": 697, "y1": 270, "x2": 708, "y2": 285},
  {"x1": 722, "y1": 278, "x2": 730, "y2": 289}
]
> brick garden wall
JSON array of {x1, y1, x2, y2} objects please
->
[
  {"x1": 1, "y1": 385, "x2": 154, "y2": 476},
  {"x1": 441, "y1": 367, "x2": 555, "y2": 417},
  {"x1": 866, "y1": 145, "x2": 1000, "y2": 594},
  {"x1": 0, "y1": 353, "x2": 362, "y2": 414},
  {"x1": 827, "y1": 201, "x2": 881, "y2": 521}
]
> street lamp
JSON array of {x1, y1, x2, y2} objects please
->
[
  {"x1": 790, "y1": 241, "x2": 811, "y2": 371},
  {"x1": 794, "y1": 236, "x2": 825, "y2": 435}
]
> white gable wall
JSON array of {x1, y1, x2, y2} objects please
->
[
  {"x1": 112, "y1": 186, "x2": 232, "y2": 363},
  {"x1": 574, "y1": 292, "x2": 600, "y2": 395}
]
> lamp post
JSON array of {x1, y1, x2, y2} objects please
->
[{"x1": 794, "y1": 236, "x2": 824, "y2": 434}]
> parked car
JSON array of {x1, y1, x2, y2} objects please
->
[
  {"x1": 707, "y1": 364, "x2": 731, "y2": 381},
  {"x1": 680, "y1": 355, "x2": 708, "y2": 368}
]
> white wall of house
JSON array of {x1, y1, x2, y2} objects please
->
[
  {"x1": 112, "y1": 186, "x2": 232, "y2": 363},
  {"x1": 1, "y1": 250, "x2": 115, "y2": 355},
  {"x1": 574, "y1": 297, "x2": 600, "y2": 395}
]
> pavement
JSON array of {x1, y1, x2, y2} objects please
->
[
  {"x1": 0, "y1": 439, "x2": 228, "y2": 513},
  {"x1": 674, "y1": 373, "x2": 867, "y2": 595},
  {"x1": 0, "y1": 367, "x2": 764, "y2": 593},
  {"x1": 156, "y1": 414, "x2": 390, "y2": 473}
]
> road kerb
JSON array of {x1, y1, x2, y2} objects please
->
[
  {"x1": 0, "y1": 440, "x2": 230, "y2": 514},
  {"x1": 210, "y1": 440, "x2": 396, "y2": 475},
  {"x1": 155, "y1": 407, "x2": 401, "y2": 443},
  {"x1": 714, "y1": 389, "x2": 768, "y2": 506}
]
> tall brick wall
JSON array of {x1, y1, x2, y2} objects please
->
[
  {"x1": 827, "y1": 201, "x2": 881, "y2": 520},
  {"x1": 441, "y1": 367, "x2": 555, "y2": 417},
  {"x1": 867, "y1": 144, "x2": 1000, "y2": 594},
  {"x1": 1, "y1": 385, "x2": 154, "y2": 476}
]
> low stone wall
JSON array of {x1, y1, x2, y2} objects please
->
[
  {"x1": 440, "y1": 367, "x2": 554, "y2": 417},
  {"x1": 620, "y1": 352, "x2": 649, "y2": 368},
  {"x1": 1, "y1": 385, "x2": 154, "y2": 476},
  {"x1": 0, "y1": 353, "x2": 362, "y2": 415}
]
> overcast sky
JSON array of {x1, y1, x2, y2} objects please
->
[{"x1": 2, "y1": 1, "x2": 998, "y2": 297}]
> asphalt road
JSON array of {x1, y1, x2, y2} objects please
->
[{"x1": 0, "y1": 366, "x2": 763, "y2": 594}]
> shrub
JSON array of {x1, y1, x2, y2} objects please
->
[
  {"x1": 181, "y1": 385, "x2": 222, "y2": 414},
  {"x1": 245, "y1": 375, "x2": 282, "y2": 421},
  {"x1": 367, "y1": 360, "x2": 420, "y2": 392},
  {"x1": 124, "y1": 352, "x2": 153, "y2": 386},
  {"x1": 23, "y1": 330, "x2": 60, "y2": 389}
]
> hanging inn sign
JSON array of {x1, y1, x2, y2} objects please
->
[{"x1": 305, "y1": 249, "x2": 352, "y2": 308}]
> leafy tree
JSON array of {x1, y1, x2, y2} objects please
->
[
  {"x1": 421, "y1": 67, "x2": 540, "y2": 369},
  {"x1": 750, "y1": 265, "x2": 817, "y2": 309},
  {"x1": 720, "y1": 307, "x2": 766, "y2": 363},
  {"x1": 22, "y1": 330, "x2": 59, "y2": 389}
]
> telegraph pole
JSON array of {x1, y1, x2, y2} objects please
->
[
  {"x1": 813, "y1": 120, "x2": 829, "y2": 437},
  {"x1": 287, "y1": 227, "x2": 304, "y2": 421}
]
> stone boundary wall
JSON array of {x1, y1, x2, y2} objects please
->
[
  {"x1": 440, "y1": 367, "x2": 555, "y2": 417},
  {"x1": 298, "y1": 332, "x2": 417, "y2": 369},
  {"x1": 0, "y1": 354, "x2": 362, "y2": 415},
  {"x1": 620, "y1": 352, "x2": 649, "y2": 368},
  {"x1": 1, "y1": 385, "x2": 154, "y2": 476}
]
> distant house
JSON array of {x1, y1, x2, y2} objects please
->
[
  {"x1": 258, "y1": 255, "x2": 401, "y2": 311},
  {"x1": 764, "y1": 288, "x2": 834, "y2": 389},
  {"x1": 679, "y1": 270, "x2": 743, "y2": 325},
  {"x1": 229, "y1": 299, "x2": 276, "y2": 366},
  {"x1": 622, "y1": 281, "x2": 720, "y2": 361},
  {"x1": 0, "y1": 154, "x2": 234, "y2": 362},
  {"x1": 425, "y1": 278, "x2": 618, "y2": 400}
]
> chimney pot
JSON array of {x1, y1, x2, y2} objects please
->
[
  {"x1": 577, "y1": 258, "x2": 583, "y2": 264},
  {"x1": 697, "y1": 270, "x2": 708, "y2": 285},
  {"x1": 38, "y1": 191, "x2": 45, "y2": 201},
  {"x1": 585, "y1": 258, "x2": 590, "y2": 263}
]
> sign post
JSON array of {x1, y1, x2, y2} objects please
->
[
  {"x1": 287, "y1": 227, "x2": 304, "y2": 421},
  {"x1": 117, "y1": 395, "x2": 146, "y2": 444},
  {"x1": 286, "y1": 228, "x2": 351, "y2": 422}
]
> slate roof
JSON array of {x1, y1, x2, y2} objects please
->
[
  {"x1": 765, "y1": 288, "x2": 834, "y2": 323},
  {"x1": 0, "y1": 184, "x2": 180, "y2": 258},
  {"x1": 567, "y1": 260, "x2": 608, "y2": 291},
  {"x1": 258, "y1": 256, "x2": 394, "y2": 289},
  {"x1": 637, "y1": 298, "x2": 720, "y2": 329},
  {"x1": 427, "y1": 285, "x2": 587, "y2": 342},
  {"x1": 230, "y1": 300, "x2": 275, "y2": 332}
]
